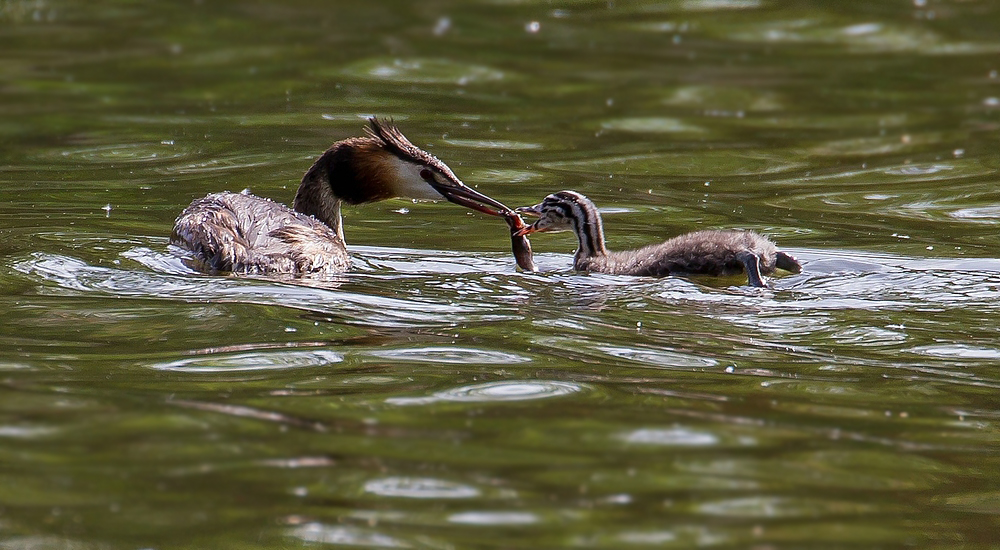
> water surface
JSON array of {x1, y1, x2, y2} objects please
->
[{"x1": 2, "y1": 0, "x2": 1000, "y2": 548}]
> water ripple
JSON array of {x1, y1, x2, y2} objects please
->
[
  {"x1": 681, "y1": 0, "x2": 761, "y2": 10},
  {"x1": 719, "y1": 18, "x2": 1000, "y2": 54},
  {"x1": 387, "y1": 380, "x2": 585, "y2": 405},
  {"x1": 938, "y1": 491, "x2": 1000, "y2": 514},
  {"x1": 950, "y1": 206, "x2": 1000, "y2": 223},
  {"x1": 662, "y1": 84, "x2": 783, "y2": 111},
  {"x1": 694, "y1": 496, "x2": 878, "y2": 518},
  {"x1": 774, "y1": 159, "x2": 995, "y2": 186},
  {"x1": 364, "y1": 477, "x2": 481, "y2": 499},
  {"x1": 11, "y1": 252, "x2": 499, "y2": 328},
  {"x1": 620, "y1": 427, "x2": 720, "y2": 447},
  {"x1": 368, "y1": 347, "x2": 529, "y2": 365},
  {"x1": 467, "y1": 168, "x2": 541, "y2": 184},
  {"x1": 33, "y1": 142, "x2": 195, "y2": 165},
  {"x1": 447, "y1": 511, "x2": 538, "y2": 525},
  {"x1": 599, "y1": 117, "x2": 706, "y2": 134},
  {"x1": 154, "y1": 153, "x2": 274, "y2": 175},
  {"x1": 909, "y1": 344, "x2": 1000, "y2": 361},
  {"x1": 0, "y1": 425, "x2": 57, "y2": 438},
  {"x1": 597, "y1": 345, "x2": 719, "y2": 369},
  {"x1": 443, "y1": 138, "x2": 542, "y2": 150},
  {"x1": 149, "y1": 349, "x2": 342, "y2": 372},
  {"x1": 289, "y1": 523, "x2": 407, "y2": 547},
  {"x1": 540, "y1": 149, "x2": 805, "y2": 177},
  {"x1": 829, "y1": 327, "x2": 907, "y2": 347},
  {"x1": 341, "y1": 57, "x2": 507, "y2": 85}
]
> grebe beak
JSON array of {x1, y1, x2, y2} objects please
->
[{"x1": 422, "y1": 173, "x2": 514, "y2": 217}]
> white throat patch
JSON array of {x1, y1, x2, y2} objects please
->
[{"x1": 387, "y1": 156, "x2": 446, "y2": 201}]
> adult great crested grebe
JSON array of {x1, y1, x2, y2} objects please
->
[
  {"x1": 516, "y1": 190, "x2": 800, "y2": 287},
  {"x1": 172, "y1": 118, "x2": 534, "y2": 274}
]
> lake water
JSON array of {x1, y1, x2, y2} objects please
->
[{"x1": 3, "y1": 0, "x2": 1000, "y2": 547}]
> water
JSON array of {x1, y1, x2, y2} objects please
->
[{"x1": 3, "y1": 0, "x2": 1000, "y2": 547}]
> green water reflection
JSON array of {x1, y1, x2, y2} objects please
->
[{"x1": 3, "y1": 0, "x2": 1000, "y2": 548}]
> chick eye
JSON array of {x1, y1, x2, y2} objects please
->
[{"x1": 419, "y1": 168, "x2": 434, "y2": 182}]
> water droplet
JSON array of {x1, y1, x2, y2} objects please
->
[{"x1": 433, "y1": 17, "x2": 451, "y2": 36}]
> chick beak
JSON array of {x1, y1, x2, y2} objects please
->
[
  {"x1": 515, "y1": 203, "x2": 542, "y2": 218},
  {"x1": 424, "y1": 174, "x2": 513, "y2": 217},
  {"x1": 512, "y1": 204, "x2": 543, "y2": 236},
  {"x1": 512, "y1": 225, "x2": 537, "y2": 237}
]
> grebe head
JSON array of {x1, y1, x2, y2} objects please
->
[
  {"x1": 514, "y1": 190, "x2": 593, "y2": 236},
  {"x1": 294, "y1": 118, "x2": 513, "y2": 242},
  {"x1": 352, "y1": 118, "x2": 510, "y2": 216}
]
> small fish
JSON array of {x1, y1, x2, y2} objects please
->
[{"x1": 502, "y1": 210, "x2": 536, "y2": 272}]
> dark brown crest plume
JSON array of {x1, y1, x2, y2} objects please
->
[{"x1": 364, "y1": 117, "x2": 460, "y2": 181}]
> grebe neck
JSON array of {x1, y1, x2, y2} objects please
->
[
  {"x1": 567, "y1": 196, "x2": 608, "y2": 261},
  {"x1": 293, "y1": 147, "x2": 347, "y2": 243}
]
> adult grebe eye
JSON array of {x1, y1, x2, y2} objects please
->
[{"x1": 419, "y1": 168, "x2": 434, "y2": 182}]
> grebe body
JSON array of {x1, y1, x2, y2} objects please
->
[
  {"x1": 172, "y1": 191, "x2": 350, "y2": 275},
  {"x1": 171, "y1": 118, "x2": 527, "y2": 275},
  {"x1": 516, "y1": 190, "x2": 800, "y2": 287}
]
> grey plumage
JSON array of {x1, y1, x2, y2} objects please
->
[
  {"x1": 171, "y1": 191, "x2": 350, "y2": 275},
  {"x1": 517, "y1": 190, "x2": 801, "y2": 287},
  {"x1": 582, "y1": 229, "x2": 801, "y2": 287}
]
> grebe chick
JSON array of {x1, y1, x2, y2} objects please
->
[
  {"x1": 172, "y1": 118, "x2": 527, "y2": 275},
  {"x1": 516, "y1": 190, "x2": 801, "y2": 287}
]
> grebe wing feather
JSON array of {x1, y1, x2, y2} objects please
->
[{"x1": 171, "y1": 192, "x2": 349, "y2": 274}]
